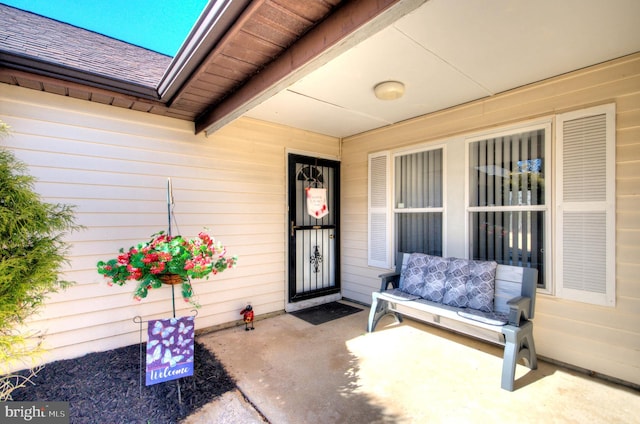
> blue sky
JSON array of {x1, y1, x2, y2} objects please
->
[{"x1": 1, "y1": 0, "x2": 209, "y2": 56}]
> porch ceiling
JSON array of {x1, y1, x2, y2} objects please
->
[{"x1": 1, "y1": 0, "x2": 639, "y2": 138}]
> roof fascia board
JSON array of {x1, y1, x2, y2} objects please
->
[
  {"x1": 0, "y1": 51, "x2": 160, "y2": 99},
  {"x1": 196, "y1": 0, "x2": 428, "y2": 135},
  {"x1": 157, "y1": 0, "x2": 251, "y2": 102},
  {"x1": 0, "y1": 67, "x2": 168, "y2": 110}
]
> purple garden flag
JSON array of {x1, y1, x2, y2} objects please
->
[{"x1": 146, "y1": 316, "x2": 195, "y2": 386}]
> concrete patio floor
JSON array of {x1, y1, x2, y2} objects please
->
[{"x1": 186, "y1": 301, "x2": 639, "y2": 424}]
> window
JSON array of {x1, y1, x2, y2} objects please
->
[
  {"x1": 368, "y1": 105, "x2": 616, "y2": 305},
  {"x1": 368, "y1": 147, "x2": 444, "y2": 268},
  {"x1": 555, "y1": 104, "x2": 615, "y2": 306},
  {"x1": 394, "y1": 148, "x2": 443, "y2": 256},
  {"x1": 467, "y1": 124, "x2": 550, "y2": 288}
]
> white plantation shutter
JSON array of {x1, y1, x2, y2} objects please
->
[
  {"x1": 556, "y1": 104, "x2": 615, "y2": 306},
  {"x1": 368, "y1": 152, "x2": 391, "y2": 268}
]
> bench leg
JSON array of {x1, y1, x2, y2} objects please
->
[
  {"x1": 367, "y1": 292, "x2": 402, "y2": 332},
  {"x1": 501, "y1": 321, "x2": 537, "y2": 391}
]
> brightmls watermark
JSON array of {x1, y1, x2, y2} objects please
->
[{"x1": 1, "y1": 402, "x2": 69, "y2": 423}]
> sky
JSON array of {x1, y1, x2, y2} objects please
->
[{"x1": 1, "y1": 0, "x2": 209, "y2": 56}]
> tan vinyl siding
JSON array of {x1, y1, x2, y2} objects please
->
[
  {"x1": 341, "y1": 52, "x2": 640, "y2": 386},
  {"x1": 0, "y1": 84, "x2": 339, "y2": 369}
]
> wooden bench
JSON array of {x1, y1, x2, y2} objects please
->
[{"x1": 367, "y1": 252, "x2": 538, "y2": 391}]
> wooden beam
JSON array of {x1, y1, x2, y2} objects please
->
[{"x1": 195, "y1": 0, "x2": 424, "y2": 134}]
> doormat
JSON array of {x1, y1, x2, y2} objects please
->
[{"x1": 290, "y1": 302, "x2": 363, "y2": 325}]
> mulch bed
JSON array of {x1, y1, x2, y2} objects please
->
[{"x1": 10, "y1": 341, "x2": 235, "y2": 423}]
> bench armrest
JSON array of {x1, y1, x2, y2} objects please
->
[
  {"x1": 378, "y1": 272, "x2": 400, "y2": 291},
  {"x1": 506, "y1": 296, "x2": 531, "y2": 326}
]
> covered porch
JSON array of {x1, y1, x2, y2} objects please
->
[
  {"x1": 187, "y1": 304, "x2": 638, "y2": 423},
  {"x1": 1, "y1": 0, "x2": 639, "y2": 408}
]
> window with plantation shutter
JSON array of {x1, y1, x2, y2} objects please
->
[
  {"x1": 368, "y1": 152, "x2": 390, "y2": 268},
  {"x1": 556, "y1": 104, "x2": 616, "y2": 306}
]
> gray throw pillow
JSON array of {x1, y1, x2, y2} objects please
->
[
  {"x1": 419, "y1": 255, "x2": 449, "y2": 302},
  {"x1": 399, "y1": 253, "x2": 429, "y2": 296},
  {"x1": 467, "y1": 260, "x2": 497, "y2": 312},
  {"x1": 442, "y1": 258, "x2": 470, "y2": 308}
]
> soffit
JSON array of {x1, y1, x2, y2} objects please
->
[
  {"x1": 1, "y1": 0, "x2": 639, "y2": 138},
  {"x1": 245, "y1": 0, "x2": 640, "y2": 137}
]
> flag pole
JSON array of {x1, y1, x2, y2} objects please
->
[
  {"x1": 167, "y1": 177, "x2": 182, "y2": 403},
  {"x1": 167, "y1": 177, "x2": 173, "y2": 237},
  {"x1": 167, "y1": 178, "x2": 176, "y2": 318}
]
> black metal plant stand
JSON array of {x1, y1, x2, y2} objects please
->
[{"x1": 132, "y1": 178, "x2": 195, "y2": 403}]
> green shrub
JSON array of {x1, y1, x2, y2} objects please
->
[{"x1": 0, "y1": 121, "x2": 80, "y2": 399}]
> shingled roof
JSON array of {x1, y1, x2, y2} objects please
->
[{"x1": 0, "y1": 4, "x2": 170, "y2": 96}]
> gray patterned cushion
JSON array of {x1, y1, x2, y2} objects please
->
[
  {"x1": 399, "y1": 253, "x2": 429, "y2": 296},
  {"x1": 467, "y1": 260, "x2": 498, "y2": 312},
  {"x1": 382, "y1": 288, "x2": 421, "y2": 301},
  {"x1": 457, "y1": 310, "x2": 508, "y2": 326},
  {"x1": 419, "y1": 255, "x2": 449, "y2": 302},
  {"x1": 442, "y1": 258, "x2": 470, "y2": 307}
]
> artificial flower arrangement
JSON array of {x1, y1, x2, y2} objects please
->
[{"x1": 97, "y1": 231, "x2": 237, "y2": 307}]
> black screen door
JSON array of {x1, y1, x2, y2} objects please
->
[{"x1": 288, "y1": 154, "x2": 340, "y2": 302}]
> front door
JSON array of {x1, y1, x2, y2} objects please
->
[{"x1": 288, "y1": 154, "x2": 340, "y2": 303}]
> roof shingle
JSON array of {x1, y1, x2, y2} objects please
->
[{"x1": 0, "y1": 4, "x2": 171, "y2": 88}]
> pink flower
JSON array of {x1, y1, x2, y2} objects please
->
[
  {"x1": 117, "y1": 254, "x2": 129, "y2": 265},
  {"x1": 150, "y1": 263, "x2": 165, "y2": 274},
  {"x1": 150, "y1": 234, "x2": 171, "y2": 247},
  {"x1": 142, "y1": 253, "x2": 159, "y2": 264},
  {"x1": 198, "y1": 232, "x2": 213, "y2": 247},
  {"x1": 158, "y1": 252, "x2": 172, "y2": 261}
]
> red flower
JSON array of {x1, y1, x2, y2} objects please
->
[
  {"x1": 198, "y1": 232, "x2": 213, "y2": 247},
  {"x1": 128, "y1": 270, "x2": 143, "y2": 280},
  {"x1": 117, "y1": 253, "x2": 130, "y2": 265},
  {"x1": 151, "y1": 233, "x2": 171, "y2": 248},
  {"x1": 150, "y1": 263, "x2": 165, "y2": 274},
  {"x1": 158, "y1": 252, "x2": 172, "y2": 261}
]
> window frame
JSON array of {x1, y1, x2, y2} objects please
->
[
  {"x1": 391, "y1": 144, "x2": 446, "y2": 258},
  {"x1": 465, "y1": 120, "x2": 553, "y2": 292}
]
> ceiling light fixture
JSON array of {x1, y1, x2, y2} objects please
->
[{"x1": 373, "y1": 80, "x2": 405, "y2": 100}]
